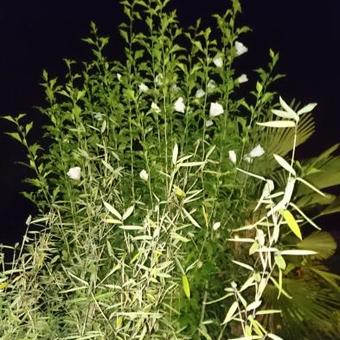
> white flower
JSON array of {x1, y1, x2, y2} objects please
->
[
  {"x1": 235, "y1": 41, "x2": 248, "y2": 56},
  {"x1": 207, "y1": 79, "x2": 216, "y2": 89},
  {"x1": 138, "y1": 83, "x2": 149, "y2": 93},
  {"x1": 228, "y1": 150, "x2": 237, "y2": 164},
  {"x1": 209, "y1": 102, "x2": 224, "y2": 117},
  {"x1": 237, "y1": 74, "x2": 248, "y2": 84},
  {"x1": 213, "y1": 55, "x2": 223, "y2": 68},
  {"x1": 139, "y1": 169, "x2": 148, "y2": 181},
  {"x1": 205, "y1": 120, "x2": 213, "y2": 127},
  {"x1": 67, "y1": 167, "x2": 81, "y2": 181},
  {"x1": 244, "y1": 144, "x2": 265, "y2": 163},
  {"x1": 117, "y1": 73, "x2": 122, "y2": 81},
  {"x1": 174, "y1": 97, "x2": 185, "y2": 113},
  {"x1": 151, "y1": 102, "x2": 161, "y2": 113},
  {"x1": 212, "y1": 222, "x2": 221, "y2": 230},
  {"x1": 195, "y1": 88, "x2": 205, "y2": 98},
  {"x1": 249, "y1": 144, "x2": 265, "y2": 158}
]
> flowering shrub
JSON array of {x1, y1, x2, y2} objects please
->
[{"x1": 1, "y1": 0, "x2": 339, "y2": 339}]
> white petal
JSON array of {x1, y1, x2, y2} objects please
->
[
  {"x1": 117, "y1": 73, "x2": 122, "y2": 81},
  {"x1": 205, "y1": 120, "x2": 213, "y2": 127},
  {"x1": 237, "y1": 74, "x2": 248, "y2": 84},
  {"x1": 195, "y1": 88, "x2": 205, "y2": 98},
  {"x1": 213, "y1": 55, "x2": 223, "y2": 68},
  {"x1": 139, "y1": 169, "x2": 149, "y2": 181},
  {"x1": 213, "y1": 222, "x2": 221, "y2": 230},
  {"x1": 249, "y1": 144, "x2": 265, "y2": 158},
  {"x1": 209, "y1": 102, "x2": 224, "y2": 117},
  {"x1": 151, "y1": 102, "x2": 161, "y2": 113},
  {"x1": 228, "y1": 150, "x2": 237, "y2": 164},
  {"x1": 138, "y1": 83, "x2": 149, "y2": 93},
  {"x1": 67, "y1": 167, "x2": 81, "y2": 181},
  {"x1": 235, "y1": 41, "x2": 248, "y2": 56},
  {"x1": 174, "y1": 97, "x2": 185, "y2": 113}
]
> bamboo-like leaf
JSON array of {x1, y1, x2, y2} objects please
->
[
  {"x1": 256, "y1": 309, "x2": 282, "y2": 315},
  {"x1": 274, "y1": 255, "x2": 286, "y2": 270},
  {"x1": 103, "y1": 201, "x2": 122, "y2": 220},
  {"x1": 267, "y1": 333, "x2": 284, "y2": 340},
  {"x1": 182, "y1": 207, "x2": 201, "y2": 228},
  {"x1": 297, "y1": 102, "x2": 317, "y2": 115},
  {"x1": 182, "y1": 275, "x2": 190, "y2": 299},
  {"x1": 280, "y1": 210, "x2": 302, "y2": 240},
  {"x1": 103, "y1": 218, "x2": 122, "y2": 224},
  {"x1": 257, "y1": 120, "x2": 295, "y2": 128},
  {"x1": 273, "y1": 154, "x2": 296, "y2": 176},
  {"x1": 246, "y1": 299, "x2": 262, "y2": 311},
  {"x1": 172, "y1": 143, "x2": 179, "y2": 165},
  {"x1": 122, "y1": 205, "x2": 134, "y2": 221},
  {"x1": 222, "y1": 301, "x2": 239, "y2": 324},
  {"x1": 280, "y1": 249, "x2": 317, "y2": 256},
  {"x1": 272, "y1": 109, "x2": 298, "y2": 121},
  {"x1": 279, "y1": 96, "x2": 299, "y2": 121},
  {"x1": 119, "y1": 225, "x2": 143, "y2": 230},
  {"x1": 232, "y1": 260, "x2": 254, "y2": 271}
]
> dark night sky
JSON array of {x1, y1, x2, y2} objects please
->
[{"x1": 0, "y1": 0, "x2": 339, "y2": 246}]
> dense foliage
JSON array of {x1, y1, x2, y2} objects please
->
[{"x1": 1, "y1": 1, "x2": 339, "y2": 339}]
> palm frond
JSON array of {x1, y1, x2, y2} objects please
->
[
  {"x1": 263, "y1": 113, "x2": 315, "y2": 157},
  {"x1": 296, "y1": 231, "x2": 337, "y2": 260},
  {"x1": 262, "y1": 278, "x2": 340, "y2": 339}
]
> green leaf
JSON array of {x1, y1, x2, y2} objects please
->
[
  {"x1": 296, "y1": 232, "x2": 336, "y2": 260},
  {"x1": 273, "y1": 154, "x2": 296, "y2": 176},
  {"x1": 103, "y1": 201, "x2": 122, "y2": 220},
  {"x1": 297, "y1": 102, "x2": 317, "y2": 115},
  {"x1": 280, "y1": 210, "x2": 302, "y2": 240},
  {"x1": 222, "y1": 301, "x2": 238, "y2": 325},
  {"x1": 257, "y1": 120, "x2": 295, "y2": 128},
  {"x1": 4, "y1": 132, "x2": 22, "y2": 144},
  {"x1": 319, "y1": 196, "x2": 340, "y2": 216},
  {"x1": 274, "y1": 255, "x2": 286, "y2": 270},
  {"x1": 182, "y1": 275, "x2": 190, "y2": 299}
]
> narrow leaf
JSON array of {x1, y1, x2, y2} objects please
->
[
  {"x1": 122, "y1": 205, "x2": 134, "y2": 221},
  {"x1": 273, "y1": 154, "x2": 296, "y2": 176},
  {"x1": 222, "y1": 301, "x2": 239, "y2": 325},
  {"x1": 103, "y1": 201, "x2": 122, "y2": 220},
  {"x1": 172, "y1": 143, "x2": 179, "y2": 165},
  {"x1": 297, "y1": 102, "x2": 317, "y2": 115},
  {"x1": 257, "y1": 120, "x2": 295, "y2": 128},
  {"x1": 279, "y1": 96, "x2": 298, "y2": 119},
  {"x1": 182, "y1": 275, "x2": 191, "y2": 299},
  {"x1": 232, "y1": 260, "x2": 254, "y2": 271},
  {"x1": 280, "y1": 210, "x2": 302, "y2": 239},
  {"x1": 280, "y1": 249, "x2": 317, "y2": 256}
]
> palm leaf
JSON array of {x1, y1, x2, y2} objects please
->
[
  {"x1": 263, "y1": 113, "x2": 315, "y2": 157},
  {"x1": 319, "y1": 195, "x2": 340, "y2": 216},
  {"x1": 296, "y1": 231, "x2": 337, "y2": 260},
  {"x1": 262, "y1": 278, "x2": 340, "y2": 339}
]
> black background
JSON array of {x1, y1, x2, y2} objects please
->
[{"x1": 0, "y1": 1, "x2": 339, "y2": 258}]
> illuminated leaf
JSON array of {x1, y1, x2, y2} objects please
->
[
  {"x1": 182, "y1": 275, "x2": 190, "y2": 299},
  {"x1": 280, "y1": 210, "x2": 302, "y2": 240}
]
